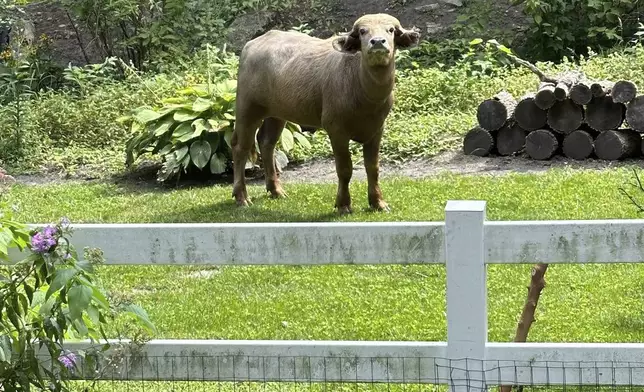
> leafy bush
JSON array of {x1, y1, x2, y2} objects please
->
[
  {"x1": 28, "y1": 83, "x2": 151, "y2": 149},
  {"x1": 122, "y1": 78, "x2": 311, "y2": 182},
  {"x1": 517, "y1": 0, "x2": 644, "y2": 61},
  {"x1": 0, "y1": 203, "x2": 155, "y2": 390},
  {"x1": 396, "y1": 0, "x2": 513, "y2": 73},
  {"x1": 61, "y1": 0, "x2": 299, "y2": 71},
  {"x1": 0, "y1": 60, "x2": 43, "y2": 164}
]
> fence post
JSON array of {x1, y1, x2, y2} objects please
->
[{"x1": 444, "y1": 200, "x2": 488, "y2": 392}]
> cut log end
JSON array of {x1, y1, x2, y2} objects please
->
[
  {"x1": 526, "y1": 129, "x2": 562, "y2": 160},
  {"x1": 554, "y1": 81, "x2": 570, "y2": 101},
  {"x1": 611, "y1": 80, "x2": 638, "y2": 104},
  {"x1": 547, "y1": 99, "x2": 584, "y2": 134},
  {"x1": 535, "y1": 82, "x2": 556, "y2": 110},
  {"x1": 497, "y1": 122, "x2": 528, "y2": 156},
  {"x1": 463, "y1": 126, "x2": 496, "y2": 157},
  {"x1": 586, "y1": 96, "x2": 625, "y2": 132},
  {"x1": 591, "y1": 80, "x2": 615, "y2": 98},
  {"x1": 515, "y1": 96, "x2": 548, "y2": 131},
  {"x1": 477, "y1": 91, "x2": 517, "y2": 131},
  {"x1": 626, "y1": 96, "x2": 644, "y2": 132},
  {"x1": 563, "y1": 130, "x2": 595, "y2": 160},
  {"x1": 594, "y1": 129, "x2": 642, "y2": 161},
  {"x1": 570, "y1": 83, "x2": 592, "y2": 105}
]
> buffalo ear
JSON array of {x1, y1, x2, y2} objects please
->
[
  {"x1": 332, "y1": 32, "x2": 361, "y2": 53},
  {"x1": 394, "y1": 26, "x2": 421, "y2": 48}
]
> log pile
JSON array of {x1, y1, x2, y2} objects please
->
[{"x1": 463, "y1": 74, "x2": 644, "y2": 161}]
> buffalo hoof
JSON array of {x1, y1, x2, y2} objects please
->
[
  {"x1": 233, "y1": 192, "x2": 252, "y2": 207},
  {"x1": 235, "y1": 198, "x2": 252, "y2": 207},
  {"x1": 336, "y1": 205, "x2": 353, "y2": 215},
  {"x1": 370, "y1": 200, "x2": 390, "y2": 213},
  {"x1": 268, "y1": 187, "x2": 288, "y2": 199}
]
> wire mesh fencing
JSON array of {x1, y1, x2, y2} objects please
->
[{"x1": 56, "y1": 351, "x2": 644, "y2": 392}]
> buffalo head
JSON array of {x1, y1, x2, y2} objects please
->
[{"x1": 331, "y1": 14, "x2": 420, "y2": 67}]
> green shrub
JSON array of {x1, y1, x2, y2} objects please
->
[
  {"x1": 61, "y1": 0, "x2": 299, "y2": 71},
  {"x1": 517, "y1": 0, "x2": 644, "y2": 62},
  {"x1": 396, "y1": 0, "x2": 513, "y2": 73},
  {"x1": 0, "y1": 203, "x2": 155, "y2": 390},
  {"x1": 122, "y1": 78, "x2": 311, "y2": 182}
]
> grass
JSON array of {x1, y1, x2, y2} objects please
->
[
  {"x1": 5, "y1": 166, "x2": 644, "y2": 344},
  {"x1": 7, "y1": 167, "x2": 644, "y2": 390}
]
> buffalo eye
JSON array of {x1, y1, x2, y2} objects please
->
[
  {"x1": 359, "y1": 28, "x2": 367, "y2": 35},
  {"x1": 389, "y1": 27, "x2": 395, "y2": 33}
]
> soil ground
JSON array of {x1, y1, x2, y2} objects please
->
[{"x1": 8, "y1": 150, "x2": 644, "y2": 190}]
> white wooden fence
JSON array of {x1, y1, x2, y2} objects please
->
[{"x1": 10, "y1": 200, "x2": 644, "y2": 390}]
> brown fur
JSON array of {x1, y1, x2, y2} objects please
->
[{"x1": 231, "y1": 13, "x2": 420, "y2": 214}]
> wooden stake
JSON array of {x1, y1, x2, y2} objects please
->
[{"x1": 499, "y1": 263, "x2": 549, "y2": 392}]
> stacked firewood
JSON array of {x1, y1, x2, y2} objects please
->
[{"x1": 463, "y1": 71, "x2": 643, "y2": 161}]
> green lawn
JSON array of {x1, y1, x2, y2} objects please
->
[{"x1": 5, "y1": 167, "x2": 644, "y2": 391}]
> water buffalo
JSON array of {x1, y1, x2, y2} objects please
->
[{"x1": 231, "y1": 13, "x2": 420, "y2": 214}]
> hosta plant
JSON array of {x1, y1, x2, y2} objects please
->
[{"x1": 122, "y1": 78, "x2": 311, "y2": 183}]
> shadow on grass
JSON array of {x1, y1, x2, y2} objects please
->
[
  {"x1": 610, "y1": 314, "x2": 644, "y2": 336},
  {"x1": 111, "y1": 160, "x2": 272, "y2": 195},
  {"x1": 608, "y1": 281, "x2": 644, "y2": 336},
  {"x1": 149, "y1": 193, "x2": 342, "y2": 223}
]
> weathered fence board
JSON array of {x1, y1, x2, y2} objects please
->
[
  {"x1": 58, "y1": 340, "x2": 644, "y2": 385},
  {"x1": 14, "y1": 200, "x2": 644, "y2": 389},
  {"x1": 9, "y1": 222, "x2": 445, "y2": 265}
]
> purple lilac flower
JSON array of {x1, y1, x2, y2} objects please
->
[
  {"x1": 30, "y1": 225, "x2": 58, "y2": 254},
  {"x1": 42, "y1": 225, "x2": 57, "y2": 237},
  {"x1": 58, "y1": 351, "x2": 77, "y2": 370}
]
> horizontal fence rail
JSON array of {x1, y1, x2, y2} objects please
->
[
  {"x1": 58, "y1": 340, "x2": 644, "y2": 385},
  {"x1": 9, "y1": 222, "x2": 446, "y2": 265},
  {"x1": 10, "y1": 222, "x2": 644, "y2": 266},
  {"x1": 11, "y1": 200, "x2": 644, "y2": 390}
]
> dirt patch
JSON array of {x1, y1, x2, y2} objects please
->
[
  {"x1": 8, "y1": 150, "x2": 644, "y2": 189},
  {"x1": 24, "y1": 1, "x2": 104, "y2": 67},
  {"x1": 277, "y1": 151, "x2": 644, "y2": 184},
  {"x1": 321, "y1": 0, "x2": 527, "y2": 37}
]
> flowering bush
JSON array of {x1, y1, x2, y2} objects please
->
[{"x1": 0, "y1": 203, "x2": 155, "y2": 391}]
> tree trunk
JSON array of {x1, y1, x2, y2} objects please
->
[
  {"x1": 591, "y1": 80, "x2": 615, "y2": 98},
  {"x1": 626, "y1": 96, "x2": 644, "y2": 132},
  {"x1": 611, "y1": 80, "x2": 638, "y2": 104},
  {"x1": 463, "y1": 126, "x2": 497, "y2": 156},
  {"x1": 515, "y1": 95, "x2": 548, "y2": 131},
  {"x1": 497, "y1": 122, "x2": 528, "y2": 156},
  {"x1": 546, "y1": 99, "x2": 584, "y2": 134},
  {"x1": 594, "y1": 129, "x2": 642, "y2": 160},
  {"x1": 477, "y1": 91, "x2": 518, "y2": 131},
  {"x1": 534, "y1": 82, "x2": 556, "y2": 110},
  {"x1": 498, "y1": 263, "x2": 549, "y2": 392},
  {"x1": 570, "y1": 82, "x2": 592, "y2": 105},
  {"x1": 585, "y1": 96, "x2": 625, "y2": 132},
  {"x1": 526, "y1": 129, "x2": 562, "y2": 160},
  {"x1": 562, "y1": 129, "x2": 598, "y2": 160}
]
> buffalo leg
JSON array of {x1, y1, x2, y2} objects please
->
[
  {"x1": 231, "y1": 115, "x2": 263, "y2": 207},
  {"x1": 330, "y1": 136, "x2": 353, "y2": 214},
  {"x1": 257, "y1": 117, "x2": 287, "y2": 198},
  {"x1": 363, "y1": 132, "x2": 389, "y2": 212}
]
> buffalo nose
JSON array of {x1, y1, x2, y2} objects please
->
[{"x1": 369, "y1": 37, "x2": 387, "y2": 46}]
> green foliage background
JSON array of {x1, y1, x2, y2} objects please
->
[{"x1": 1, "y1": 0, "x2": 644, "y2": 179}]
